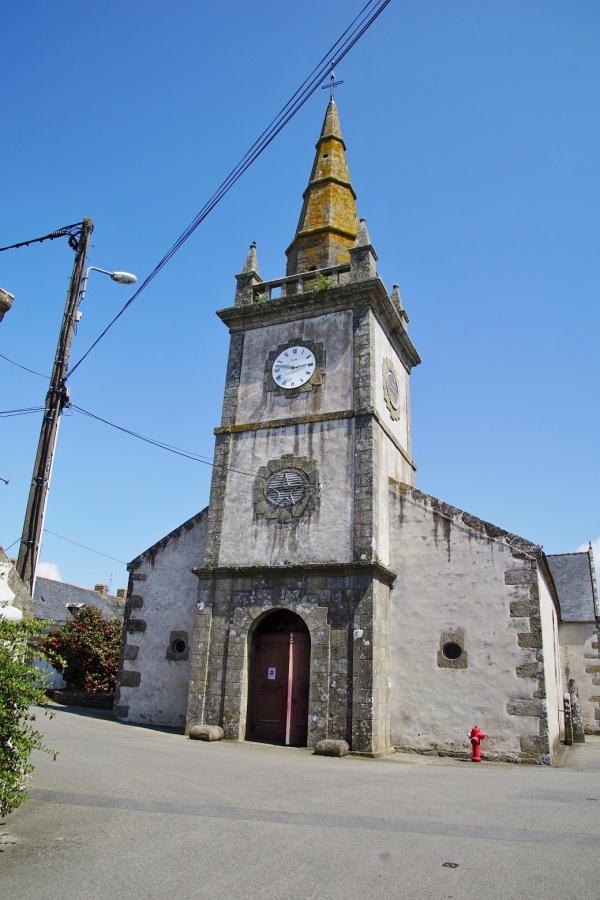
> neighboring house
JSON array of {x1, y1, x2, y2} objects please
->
[
  {"x1": 548, "y1": 548, "x2": 599, "y2": 734},
  {"x1": 0, "y1": 549, "x2": 126, "y2": 688},
  {"x1": 33, "y1": 577, "x2": 126, "y2": 627},
  {"x1": 115, "y1": 98, "x2": 599, "y2": 762},
  {"x1": 0, "y1": 546, "x2": 31, "y2": 620},
  {"x1": 31, "y1": 577, "x2": 126, "y2": 689}
]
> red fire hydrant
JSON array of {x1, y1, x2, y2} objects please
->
[{"x1": 468, "y1": 726, "x2": 485, "y2": 762}]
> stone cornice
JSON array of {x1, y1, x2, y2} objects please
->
[
  {"x1": 192, "y1": 560, "x2": 397, "y2": 587},
  {"x1": 217, "y1": 278, "x2": 421, "y2": 371},
  {"x1": 214, "y1": 406, "x2": 416, "y2": 471}
]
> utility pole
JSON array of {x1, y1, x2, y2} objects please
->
[{"x1": 17, "y1": 218, "x2": 94, "y2": 594}]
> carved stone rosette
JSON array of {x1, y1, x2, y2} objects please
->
[
  {"x1": 253, "y1": 454, "x2": 319, "y2": 524},
  {"x1": 382, "y1": 357, "x2": 401, "y2": 421}
]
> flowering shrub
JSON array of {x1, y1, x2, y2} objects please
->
[
  {"x1": 0, "y1": 617, "x2": 56, "y2": 817},
  {"x1": 42, "y1": 606, "x2": 122, "y2": 694}
]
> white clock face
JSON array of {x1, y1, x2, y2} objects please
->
[{"x1": 272, "y1": 346, "x2": 316, "y2": 389}]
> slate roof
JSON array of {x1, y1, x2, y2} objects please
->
[
  {"x1": 32, "y1": 577, "x2": 125, "y2": 625},
  {"x1": 546, "y1": 551, "x2": 598, "y2": 622}
]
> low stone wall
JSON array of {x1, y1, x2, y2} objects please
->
[{"x1": 48, "y1": 689, "x2": 114, "y2": 710}]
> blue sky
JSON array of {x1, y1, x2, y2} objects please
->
[{"x1": 2, "y1": 1, "x2": 599, "y2": 593}]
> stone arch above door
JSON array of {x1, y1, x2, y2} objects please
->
[
  {"x1": 247, "y1": 608, "x2": 311, "y2": 745},
  {"x1": 224, "y1": 601, "x2": 329, "y2": 745}
]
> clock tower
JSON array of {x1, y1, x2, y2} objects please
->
[{"x1": 186, "y1": 98, "x2": 421, "y2": 755}]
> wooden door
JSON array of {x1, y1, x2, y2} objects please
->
[
  {"x1": 250, "y1": 634, "x2": 289, "y2": 743},
  {"x1": 249, "y1": 630, "x2": 310, "y2": 746},
  {"x1": 288, "y1": 633, "x2": 310, "y2": 746}
]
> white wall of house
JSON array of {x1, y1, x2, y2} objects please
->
[
  {"x1": 560, "y1": 622, "x2": 599, "y2": 733},
  {"x1": 538, "y1": 571, "x2": 564, "y2": 752}
]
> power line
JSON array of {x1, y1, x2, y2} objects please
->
[
  {"x1": 0, "y1": 351, "x2": 48, "y2": 379},
  {"x1": 42, "y1": 528, "x2": 127, "y2": 564},
  {"x1": 0, "y1": 221, "x2": 85, "y2": 254},
  {"x1": 70, "y1": 404, "x2": 257, "y2": 478},
  {"x1": 66, "y1": 0, "x2": 391, "y2": 379},
  {"x1": 0, "y1": 406, "x2": 45, "y2": 418}
]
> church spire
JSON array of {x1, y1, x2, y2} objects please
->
[{"x1": 285, "y1": 98, "x2": 359, "y2": 277}]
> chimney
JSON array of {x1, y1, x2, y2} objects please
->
[
  {"x1": 94, "y1": 584, "x2": 108, "y2": 596},
  {"x1": 116, "y1": 589, "x2": 127, "y2": 601}
]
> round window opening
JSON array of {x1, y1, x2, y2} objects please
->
[
  {"x1": 172, "y1": 639, "x2": 187, "y2": 654},
  {"x1": 442, "y1": 642, "x2": 462, "y2": 660},
  {"x1": 264, "y1": 468, "x2": 308, "y2": 509}
]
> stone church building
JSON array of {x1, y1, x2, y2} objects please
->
[{"x1": 115, "y1": 100, "x2": 599, "y2": 762}]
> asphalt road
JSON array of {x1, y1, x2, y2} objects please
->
[{"x1": 1, "y1": 706, "x2": 599, "y2": 899}]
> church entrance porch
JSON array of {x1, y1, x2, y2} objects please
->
[
  {"x1": 248, "y1": 609, "x2": 310, "y2": 746},
  {"x1": 186, "y1": 563, "x2": 395, "y2": 756}
]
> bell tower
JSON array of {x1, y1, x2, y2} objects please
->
[{"x1": 187, "y1": 98, "x2": 421, "y2": 755}]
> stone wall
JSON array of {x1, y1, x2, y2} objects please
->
[
  {"x1": 114, "y1": 509, "x2": 208, "y2": 728},
  {"x1": 388, "y1": 484, "x2": 561, "y2": 763}
]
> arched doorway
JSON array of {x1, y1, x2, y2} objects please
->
[{"x1": 247, "y1": 609, "x2": 311, "y2": 746}]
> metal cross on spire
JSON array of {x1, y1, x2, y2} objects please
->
[{"x1": 322, "y1": 65, "x2": 344, "y2": 100}]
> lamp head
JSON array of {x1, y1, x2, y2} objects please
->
[{"x1": 110, "y1": 272, "x2": 137, "y2": 285}]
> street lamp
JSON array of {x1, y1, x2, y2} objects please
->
[
  {"x1": 16, "y1": 220, "x2": 137, "y2": 594},
  {"x1": 0, "y1": 287, "x2": 14, "y2": 322},
  {"x1": 79, "y1": 266, "x2": 137, "y2": 305}
]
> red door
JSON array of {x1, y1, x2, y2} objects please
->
[
  {"x1": 288, "y1": 633, "x2": 310, "y2": 746},
  {"x1": 249, "y1": 630, "x2": 310, "y2": 746}
]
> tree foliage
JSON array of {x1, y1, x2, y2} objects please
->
[
  {"x1": 0, "y1": 617, "x2": 55, "y2": 817},
  {"x1": 42, "y1": 606, "x2": 121, "y2": 694}
]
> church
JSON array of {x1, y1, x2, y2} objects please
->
[{"x1": 115, "y1": 99, "x2": 598, "y2": 762}]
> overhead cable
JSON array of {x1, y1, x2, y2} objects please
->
[
  {"x1": 0, "y1": 406, "x2": 46, "y2": 418},
  {"x1": 0, "y1": 351, "x2": 48, "y2": 379},
  {"x1": 42, "y1": 528, "x2": 127, "y2": 564},
  {"x1": 0, "y1": 221, "x2": 85, "y2": 254},
  {"x1": 71, "y1": 404, "x2": 257, "y2": 477},
  {"x1": 66, "y1": 0, "x2": 391, "y2": 379}
]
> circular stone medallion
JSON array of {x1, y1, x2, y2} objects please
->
[
  {"x1": 264, "y1": 469, "x2": 307, "y2": 508},
  {"x1": 386, "y1": 370, "x2": 399, "y2": 409}
]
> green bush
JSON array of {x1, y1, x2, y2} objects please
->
[
  {"x1": 42, "y1": 606, "x2": 121, "y2": 694},
  {"x1": 0, "y1": 617, "x2": 55, "y2": 817},
  {"x1": 313, "y1": 272, "x2": 336, "y2": 294}
]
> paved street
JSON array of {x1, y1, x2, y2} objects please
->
[{"x1": 1, "y1": 705, "x2": 600, "y2": 899}]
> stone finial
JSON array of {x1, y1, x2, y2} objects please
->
[
  {"x1": 391, "y1": 284, "x2": 403, "y2": 310},
  {"x1": 349, "y1": 217, "x2": 378, "y2": 282},
  {"x1": 235, "y1": 242, "x2": 263, "y2": 307},
  {"x1": 390, "y1": 284, "x2": 409, "y2": 325},
  {"x1": 241, "y1": 241, "x2": 260, "y2": 276},
  {"x1": 354, "y1": 217, "x2": 372, "y2": 247}
]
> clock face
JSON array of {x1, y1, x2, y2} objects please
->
[{"x1": 272, "y1": 346, "x2": 316, "y2": 389}]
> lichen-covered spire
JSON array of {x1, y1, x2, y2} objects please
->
[{"x1": 285, "y1": 99, "x2": 359, "y2": 276}]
